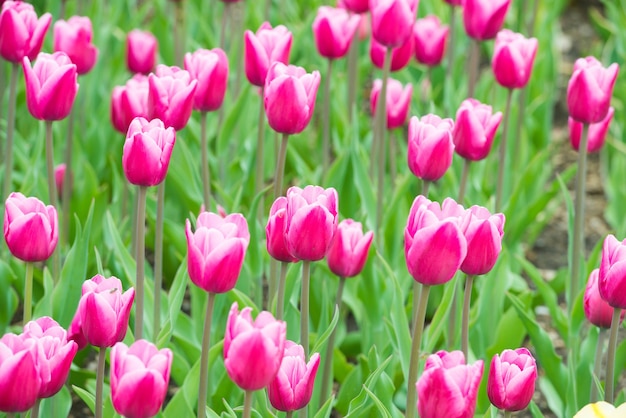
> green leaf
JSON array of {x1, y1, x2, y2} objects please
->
[
  {"x1": 72, "y1": 385, "x2": 96, "y2": 413},
  {"x1": 39, "y1": 385, "x2": 72, "y2": 418},
  {"x1": 314, "y1": 395, "x2": 335, "y2": 418},
  {"x1": 311, "y1": 303, "x2": 340, "y2": 354}
]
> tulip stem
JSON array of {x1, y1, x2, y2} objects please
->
[
  {"x1": 135, "y1": 185, "x2": 148, "y2": 340},
  {"x1": 389, "y1": 130, "x2": 397, "y2": 183},
  {"x1": 31, "y1": 398, "x2": 41, "y2": 418},
  {"x1": 45, "y1": 120, "x2": 61, "y2": 283},
  {"x1": 444, "y1": 5, "x2": 457, "y2": 114},
  {"x1": 201, "y1": 111, "x2": 211, "y2": 211},
  {"x1": 273, "y1": 133, "x2": 289, "y2": 199},
  {"x1": 95, "y1": 348, "x2": 106, "y2": 418},
  {"x1": 322, "y1": 59, "x2": 333, "y2": 175},
  {"x1": 458, "y1": 159, "x2": 471, "y2": 205},
  {"x1": 571, "y1": 123, "x2": 589, "y2": 313},
  {"x1": 198, "y1": 292, "x2": 216, "y2": 418},
  {"x1": 6, "y1": 414, "x2": 14, "y2": 418},
  {"x1": 375, "y1": 48, "x2": 393, "y2": 246},
  {"x1": 347, "y1": 36, "x2": 359, "y2": 123},
  {"x1": 154, "y1": 182, "x2": 165, "y2": 340},
  {"x1": 276, "y1": 262, "x2": 289, "y2": 320},
  {"x1": 461, "y1": 275, "x2": 475, "y2": 360},
  {"x1": 24, "y1": 262, "x2": 34, "y2": 324},
  {"x1": 286, "y1": 412, "x2": 294, "y2": 418},
  {"x1": 406, "y1": 284, "x2": 431, "y2": 418},
  {"x1": 468, "y1": 39, "x2": 480, "y2": 99},
  {"x1": 495, "y1": 89, "x2": 514, "y2": 213},
  {"x1": 590, "y1": 328, "x2": 606, "y2": 402},
  {"x1": 62, "y1": 107, "x2": 75, "y2": 248},
  {"x1": 605, "y1": 308, "x2": 621, "y2": 404},
  {"x1": 503, "y1": 411, "x2": 512, "y2": 418},
  {"x1": 411, "y1": 282, "x2": 422, "y2": 335},
  {"x1": 242, "y1": 389, "x2": 253, "y2": 418},
  {"x1": 2, "y1": 62, "x2": 18, "y2": 205},
  {"x1": 301, "y1": 261, "x2": 311, "y2": 359},
  {"x1": 255, "y1": 88, "x2": 266, "y2": 221},
  {"x1": 320, "y1": 276, "x2": 346, "y2": 407},
  {"x1": 174, "y1": 0, "x2": 185, "y2": 67}
]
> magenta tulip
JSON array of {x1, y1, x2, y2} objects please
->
[
  {"x1": 443, "y1": 0, "x2": 463, "y2": 5},
  {"x1": 267, "y1": 341, "x2": 320, "y2": 412},
  {"x1": 312, "y1": 6, "x2": 360, "y2": 60},
  {"x1": 184, "y1": 48, "x2": 229, "y2": 112},
  {"x1": 244, "y1": 22, "x2": 293, "y2": 87},
  {"x1": 126, "y1": 29, "x2": 157, "y2": 75},
  {"x1": 266, "y1": 197, "x2": 298, "y2": 263},
  {"x1": 370, "y1": 0, "x2": 418, "y2": 48},
  {"x1": 370, "y1": 35, "x2": 413, "y2": 72},
  {"x1": 0, "y1": 333, "x2": 41, "y2": 412},
  {"x1": 491, "y1": 30, "x2": 538, "y2": 89},
  {"x1": 53, "y1": 16, "x2": 98, "y2": 75},
  {"x1": 148, "y1": 65, "x2": 197, "y2": 131},
  {"x1": 453, "y1": 98, "x2": 502, "y2": 161},
  {"x1": 264, "y1": 62, "x2": 321, "y2": 135},
  {"x1": 54, "y1": 164, "x2": 67, "y2": 200},
  {"x1": 326, "y1": 219, "x2": 374, "y2": 278},
  {"x1": 224, "y1": 303, "x2": 286, "y2": 391},
  {"x1": 4, "y1": 192, "x2": 58, "y2": 262},
  {"x1": 340, "y1": 0, "x2": 369, "y2": 14},
  {"x1": 0, "y1": 1, "x2": 51, "y2": 63},
  {"x1": 111, "y1": 74, "x2": 150, "y2": 134},
  {"x1": 110, "y1": 340, "x2": 172, "y2": 418},
  {"x1": 584, "y1": 269, "x2": 625, "y2": 329},
  {"x1": 23, "y1": 52, "x2": 79, "y2": 121},
  {"x1": 413, "y1": 15, "x2": 449, "y2": 67},
  {"x1": 463, "y1": 0, "x2": 511, "y2": 41},
  {"x1": 567, "y1": 57, "x2": 619, "y2": 124},
  {"x1": 185, "y1": 211, "x2": 250, "y2": 293},
  {"x1": 460, "y1": 205, "x2": 505, "y2": 276},
  {"x1": 370, "y1": 78, "x2": 412, "y2": 130},
  {"x1": 569, "y1": 107, "x2": 614, "y2": 153},
  {"x1": 417, "y1": 350, "x2": 484, "y2": 418},
  {"x1": 407, "y1": 114, "x2": 455, "y2": 182},
  {"x1": 488, "y1": 348, "x2": 537, "y2": 412},
  {"x1": 599, "y1": 234, "x2": 626, "y2": 309}
]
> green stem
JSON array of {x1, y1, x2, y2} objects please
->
[
  {"x1": 301, "y1": 261, "x2": 311, "y2": 358},
  {"x1": 605, "y1": 308, "x2": 621, "y2": 404},
  {"x1": 31, "y1": 398, "x2": 41, "y2": 418},
  {"x1": 62, "y1": 107, "x2": 75, "y2": 248},
  {"x1": 135, "y1": 186, "x2": 148, "y2": 340},
  {"x1": 406, "y1": 284, "x2": 431, "y2": 418},
  {"x1": 198, "y1": 292, "x2": 216, "y2": 418},
  {"x1": 264, "y1": 0, "x2": 271, "y2": 20},
  {"x1": 375, "y1": 48, "x2": 392, "y2": 245},
  {"x1": 467, "y1": 39, "x2": 479, "y2": 99},
  {"x1": 2, "y1": 62, "x2": 18, "y2": 202},
  {"x1": 571, "y1": 124, "x2": 589, "y2": 313},
  {"x1": 389, "y1": 130, "x2": 397, "y2": 183},
  {"x1": 174, "y1": 0, "x2": 185, "y2": 66},
  {"x1": 220, "y1": 3, "x2": 229, "y2": 50},
  {"x1": 242, "y1": 389, "x2": 254, "y2": 418},
  {"x1": 201, "y1": 111, "x2": 211, "y2": 211},
  {"x1": 24, "y1": 262, "x2": 34, "y2": 324},
  {"x1": 322, "y1": 59, "x2": 333, "y2": 175},
  {"x1": 276, "y1": 262, "x2": 289, "y2": 320},
  {"x1": 590, "y1": 329, "x2": 606, "y2": 402},
  {"x1": 273, "y1": 133, "x2": 289, "y2": 199},
  {"x1": 447, "y1": 280, "x2": 459, "y2": 350},
  {"x1": 504, "y1": 411, "x2": 512, "y2": 418},
  {"x1": 6, "y1": 413, "x2": 15, "y2": 418},
  {"x1": 444, "y1": 5, "x2": 457, "y2": 114},
  {"x1": 95, "y1": 348, "x2": 106, "y2": 418},
  {"x1": 458, "y1": 159, "x2": 471, "y2": 204},
  {"x1": 45, "y1": 120, "x2": 61, "y2": 283},
  {"x1": 319, "y1": 276, "x2": 345, "y2": 407},
  {"x1": 347, "y1": 35, "x2": 359, "y2": 123},
  {"x1": 461, "y1": 275, "x2": 475, "y2": 360},
  {"x1": 255, "y1": 88, "x2": 266, "y2": 221},
  {"x1": 286, "y1": 411, "x2": 294, "y2": 418},
  {"x1": 268, "y1": 258, "x2": 278, "y2": 312},
  {"x1": 411, "y1": 281, "x2": 422, "y2": 336},
  {"x1": 154, "y1": 182, "x2": 165, "y2": 340},
  {"x1": 422, "y1": 180, "x2": 430, "y2": 198},
  {"x1": 495, "y1": 89, "x2": 514, "y2": 213}
]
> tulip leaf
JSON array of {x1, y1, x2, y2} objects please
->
[
  {"x1": 345, "y1": 355, "x2": 393, "y2": 417},
  {"x1": 0, "y1": 260, "x2": 18, "y2": 334},
  {"x1": 424, "y1": 276, "x2": 457, "y2": 353},
  {"x1": 72, "y1": 385, "x2": 96, "y2": 413},
  {"x1": 39, "y1": 385, "x2": 72, "y2": 418},
  {"x1": 156, "y1": 256, "x2": 187, "y2": 348},
  {"x1": 311, "y1": 303, "x2": 339, "y2": 354},
  {"x1": 163, "y1": 357, "x2": 200, "y2": 416},
  {"x1": 314, "y1": 395, "x2": 335, "y2": 418},
  {"x1": 362, "y1": 384, "x2": 393, "y2": 418},
  {"x1": 529, "y1": 401, "x2": 545, "y2": 418}
]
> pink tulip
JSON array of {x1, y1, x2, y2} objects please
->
[
  {"x1": 413, "y1": 16, "x2": 448, "y2": 67},
  {"x1": 339, "y1": 0, "x2": 369, "y2": 14},
  {"x1": 0, "y1": 333, "x2": 41, "y2": 412},
  {"x1": 326, "y1": 219, "x2": 374, "y2": 278},
  {"x1": 185, "y1": 211, "x2": 250, "y2": 293},
  {"x1": 491, "y1": 29, "x2": 537, "y2": 89},
  {"x1": 4, "y1": 192, "x2": 58, "y2": 262},
  {"x1": 404, "y1": 196, "x2": 468, "y2": 285},
  {"x1": 0, "y1": 1, "x2": 51, "y2": 63},
  {"x1": 68, "y1": 275, "x2": 135, "y2": 348},
  {"x1": 264, "y1": 62, "x2": 321, "y2": 135},
  {"x1": 569, "y1": 107, "x2": 614, "y2": 153},
  {"x1": 407, "y1": 114, "x2": 455, "y2": 182},
  {"x1": 244, "y1": 22, "x2": 292, "y2": 87},
  {"x1": 184, "y1": 48, "x2": 229, "y2": 112},
  {"x1": 460, "y1": 205, "x2": 505, "y2": 276},
  {"x1": 110, "y1": 340, "x2": 172, "y2": 418},
  {"x1": 584, "y1": 269, "x2": 625, "y2": 329},
  {"x1": 285, "y1": 185, "x2": 339, "y2": 262},
  {"x1": 22, "y1": 317, "x2": 78, "y2": 398},
  {"x1": 23, "y1": 52, "x2": 79, "y2": 121},
  {"x1": 417, "y1": 350, "x2": 484, "y2": 418},
  {"x1": 224, "y1": 303, "x2": 286, "y2": 391},
  {"x1": 53, "y1": 16, "x2": 98, "y2": 75},
  {"x1": 599, "y1": 234, "x2": 626, "y2": 309},
  {"x1": 148, "y1": 65, "x2": 197, "y2": 131},
  {"x1": 122, "y1": 117, "x2": 176, "y2": 187},
  {"x1": 370, "y1": 35, "x2": 413, "y2": 72},
  {"x1": 370, "y1": 78, "x2": 412, "y2": 130},
  {"x1": 567, "y1": 57, "x2": 619, "y2": 124},
  {"x1": 266, "y1": 197, "x2": 298, "y2": 263},
  {"x1": 463, "y1": 0, "x2": 511, "y2": 41},
  {"x1": 312, "y1": 6, "x2": 360, "y2": 60},
  {"x1": 453, "y1": 98, "x2": 502, "y2": 161},
  {"x1": 126, "y1": 29, "x2": 157, "y2": 75},
  {"x1": 488, "y1": 348, "x2": 537, "y2": 412},
  {"x1": 267, "y1": 341, "x2": 320, "y2": 412},
  {"x1": 443, "y1": 0, "x2": 463, "y2": 5},
  {"x1": 110, "y1": 74, "x2": 150, "y2": 134},
  {"x1": 55, "y1": 164, "x2": 67, "y2": 200},
  {"x1": 370, "y1": 0, "x2": 418, "y2": 48}
]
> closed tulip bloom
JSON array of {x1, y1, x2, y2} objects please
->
[
  {"x1": 339, "y1": 0, "x2": 369, "y2": 14},
  {"x1": 55, "y1": 164, "x2": 67, "y2": 200},
  {"x1": 267, "y1": 341, "x2": 321, "y2": 412},
  {"x1": 584, "y1": 269, "x2": 625, "y2": 329},
  {"x1": 567, "y1": 57, "x2": 619, "y2": 124},
  {"x1": 111, "y1": 74, "x2": 150, "y2": 134},
  {"x1": 569, "y1": 107, "x2": 614, "y2": 154},
  {"x1": 370, "y1": 0, "x2": 418, "y2": 48},
  {"x1": 224, "y1": 303, "x2": 287, "y2": 391},
  {"x1": 0, "y1": 1, "x2": 51, "y2": 63},
  {"x1": 574, "y1": 402, "x2": 626, "y2": 418},
  {"x1": 453, "y1": 98, "x2": 502, "y2": 161},
  {"x1": 491, "y1": 30, "x2": 537, "y2": 89},
  {"x1": 488, "y1": 348, "x2": 537, "y2": 412},
  {"x1": 461, "y1": 205, "x2": 505, "y2": 276},
  {"x1": 370, "y1": 78, "x2": 412, "y2": 130},
  {"x1": 413, "y1": 16, "x2": 448, "y2": 67},
  {"x1": 598, "y1": 234, "x2": 626, "y2": 309},
  {"x1": 126, "y1": 29, "x2": 157, "y2": 75},
  {"x1": 110, "y1": 340, "x2": 173, "y2": 418},
  {"x1": 244, "y1": 22, "x2": 292, "y2": 87},
  {"x1": 0, "y1": 333, "x2": 41, "y2": 412},
  {"x1": 326, "y1": 219, "x2": 374, "y2": 278},
  {"x1": 184, "y1": 48, "x2": 229, "y2": 112},
  {"x1": 264, "y1": 62, "x2": 321, "y2": 135},
  {"x1": 4, "y1": 192, "x2": 58, "y2": 262},
  {"x1": 313, "y1": 7, "x2": 360, "y2": 60},
  {"x1": 407, "y1": 114, "x2": 455, "y2": 181},
  {"x1": 53, "y1": 16, "x2": 98, "y2": 75},
  {"x1": 463, "y1": 0, "x2": 511, "y2": 41},
  {"x1": 23, "y1": 52, "x2": 79, "y2": 121},
  {"x1": 443, "y1": 0, "x2": 463, "y2": 5},
  {"x1": 148, "y1": 65, "x2": 197, "y2": 131},
  {"x1": 69, "y1": 275, "x2": 135, "y2": 348},
  {"x1": 417, "y1": 350, "x2": 484, "y2": 418},
  {"x1": 22, "y1": 317, "x2": 78, "y2": 398},
  {"x1": 285, "y1": 185, "x2": 339, "y2": 262},
  {"x1": 122, "y1": 117, "x2": 176, "y2": 187},
  {"x1": 370, "y1": 35, "x2": 413, "y2": 72},
  {"x1": 266, "y1": 197, "x2": 298, "y2": 263},
  {"x1": 185, "y1": 211, "x2": 250, "y2": 293}
]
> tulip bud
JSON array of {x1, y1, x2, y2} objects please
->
[
  {"x1": 244, "y1": 22, "x2": 292, "y2": 87},
  {"x1": 126, "y1": 29, "x2": 157, "y2": 75},
  {"x1": 110, "y1": 74, "x2": 150, "y2": 134},
  {"x1": 453, "y1": 98, "x2": 502, "y2": 161},
  {"x1": 491, "y1": 30, "x2": 538, "y2": 89},
  {"x1": 148, "y1": 65, "x2": 197, "y2": 131},
  {"x1": 370, "y1": 0, "x2": 418, "y2": 48},
  {"x1": 413, "y1": 16, "x2": 448, "y2": 67},
  {"x1": 461, "y1": 205, "x2": 505, "y2": 276},
  {"x1": 0, "y1": 333, "x2": 41, "y2": 412},
  {"x1": 598, "y1": 234, "x2": 626, "y2": 310},
  {"x1": 463, "y1": 0, "x2": 511, "y2": 41},
  {"x1": 407, "y1": 114, "x2": 455, "y2": 182},
  {"x1": 0, "y1": 1, "x2": 52, "y2": 63},
  {"x1": 312, "y1": 6, "x2": 360, "y2": 60},
  {"x1": 55, "y1": 164, "x2": 67, "y2": 201},
  {"x1": 184, "y1": 48, "x2": 229, "y2": 112},
  {"x1": 370, "y1": 78, "x2": 412, "y2": 130},
  {"x1": 370, "y1": 35, "x2": 413, "y2": 72},
  {"x1": 488, "y1": 348, "x2": 537, "y2": 412},
  {"x1": 567, "y1": 57, "x2": 619, "y2": 124},
  {"x1": 53, "y1": 16, "x2": 98, "y2": 75},
  {"x1": 266, "y1": 197, "x2": 298, "y2": 263},
  {"x1": 569, "y1": 107, "x2": 614, "y2": 154},
  {"x1": 443, "y1": 0, "x2": 463, "y2": 5},
  {"x1": 584, "y1": 269, "x2": 625, "y2": 329},
  {"x1": 326, "y1": 219, "x2": 373, "y2": 278},
  {"x1": 338, "y1": 0, "x2": 369, "y2": 14}
]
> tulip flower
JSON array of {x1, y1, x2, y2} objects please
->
[
  {"x1": 443, "y1": 0, "x2": 463, "y2": 5},
  {"x1": 147, "y1": 65, "x2": 197, "y2": 131},
  {"x1": 370, "y1": 35, "x2": 413, "y2": 72},
  {"x1": 268, "y1": 341, "x2": 320, "y2": 412},
  {"x1": 110, "y1": 340, "x2": 173, "y2": 418},
  {"x1": 312, "y1": 6, "x2": 360, "y2": 60},
  {"x1": 126, "y1": 29, "x2": 157, "y2": 75},
  {"x1": 567, "y1": 57, "x2": 619, "y2": 125},
  {"x1": 574, "y1": 402, "x2": 626, "y2": 418},
  {"x1": 463, "y1": 0, "x2": 511, "y2": 41},
  {"x1": 244, "y1": 22, "x2": 293, "y2": 87},
  {"x1": 53, "y1": 16, "x2": 98, "y2": 75},
  {"x1": 488, "y1": 348, "x2": 537, "y2": 412},
  {"x1": 22, "y1": 52, "x2": 79, "y2": 121},
  {"x1": 491, "y1": 30, "x2": 538, "y2": 90},
  {"x1": 370, "y1": 0, "x2": 418, "y2": 48},
  {"x1": 0, "y1": 333, "x2": 41, "y2": 412},
  {"x1": 122, "y1": 117, "x2": 176, "y2": 187},
  {"x1": 340, "y1": 0, "x2": 369, "y2": 14},
  {"x1": 417, "y1": 350, "x2": 484, "y2": 418},
  {"x1": 55, "y1": 164, "x2": 67, "y2": 200},
  {"x1": 585, "y1": 269, "x2": 625, "y2": 329},
  {"x1": 0, "y1": 1, "x2": 52, "y2": 63},
  {"x1": 453, "y1": 98, "x2": 502, "y2": 161},
  {"x1": 407, "y1": 114, "x2": 455, "y2": 182},
  {"x1": 111, "y1": 74, "x2": 150, "y2": 134},
  {"x1": 413, "y1": 16, "x2": 448, "y2": 67},
  {"x1": 569, "y1": 107, "x2": 614, "y2": 154},
  {"x1": 461, "y1": 205, "x2": 505, "y2": 276},
  {"x1": 370, "y1": 78, "x2": 412, "y2": 130},
  {"x1": 326, "y1": 219, "x2": 374, "y2": 278},
  {"x1": 266, "y1": 197, "x2": 298, "y2": 263},
  {"x1": 184, "y1": 48, "x2": 229, "y2": 112}
]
